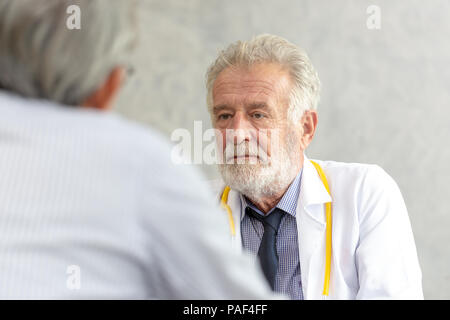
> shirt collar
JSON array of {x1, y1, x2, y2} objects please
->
[{"x1": 239, "y1": 168, "x2": 303, "y2": 220}]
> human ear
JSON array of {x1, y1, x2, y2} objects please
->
[{"x1": 81, "y1": 67, "x2": 125, "y2": 110}]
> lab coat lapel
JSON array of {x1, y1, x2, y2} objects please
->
[
  {"x1": 297, "y1": 155, "x2": 333, "y2": 299},
  {"x1": 226, "y1": 188, "x2": 243, "y2": 253}
]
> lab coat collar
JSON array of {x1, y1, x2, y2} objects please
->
[
  {"x1": 226, "y1": 187, "x2": 243, "y2": 251},
  {"x1": 299, "y1": 154, "x2": 333, "y2": 226},
  {"x1": 296, "y1": 154, "x2": 333, "y2": 299}
]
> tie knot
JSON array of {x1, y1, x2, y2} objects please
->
[{"x1": 245, "y1": 206, "x2": 286, "y2": 233}]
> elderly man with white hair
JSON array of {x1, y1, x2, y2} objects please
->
[
  {"x1": 206, "y1": 34, "x2": 423, "y2": 299},
  {"x1": 0, "y1": 1, "x2": 282, "y2": 299}
]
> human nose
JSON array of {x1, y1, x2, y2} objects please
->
[{"x1": 228, "y1": 112, "x2": 255, "y2": 144}]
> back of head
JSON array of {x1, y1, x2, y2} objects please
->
[{"x1": 0, "y1": 0, "x2": 137, "y2": 107}]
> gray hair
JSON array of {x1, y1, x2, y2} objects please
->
[
  {"x1": 206, "y1": 34, "x2": 321, "y2": 123},
  {"x1": 0, "y1": 0, "x2": 137, "y2": 106}
]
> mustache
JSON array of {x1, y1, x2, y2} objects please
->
[{"x1": 223, "y1": 142, "x2": 269, "y2": 164}]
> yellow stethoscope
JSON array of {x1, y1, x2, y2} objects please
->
[{"x1": 220, "y1": 160, "x2": 332, "y2": 296}]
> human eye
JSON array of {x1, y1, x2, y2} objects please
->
[
  {"x1": 218, "y1": 113, "x2": 232, "y2": 121},
  {"x1": 251, "y1": 112, "x2": 266, "y2": 119}
]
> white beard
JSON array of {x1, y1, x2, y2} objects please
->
[{"x1": 218, "y1": 129, "x2": 300, "y2": 200}]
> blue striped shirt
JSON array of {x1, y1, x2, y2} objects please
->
[{"x1": 240, "y1": 169, "x2": 303, "y2": 300}]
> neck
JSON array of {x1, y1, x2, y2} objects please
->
[{"x1": 247, "y1": 189, "x2": 288, "y2": 214}]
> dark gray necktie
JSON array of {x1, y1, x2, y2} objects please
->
[{"x1": 245, "y1": 206, "x2": 286, "y2": 290}]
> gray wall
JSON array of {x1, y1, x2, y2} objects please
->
[{"x1": 115, "y1": 0, "x2": 450, "y2": 299}]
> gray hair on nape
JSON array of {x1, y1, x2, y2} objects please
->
[
  {"x1": 0, "y1": 0, "x2": 138, "y2": 107},
  {"x1": 205, "y1": 34, "x2": 321, "y2": 124}
]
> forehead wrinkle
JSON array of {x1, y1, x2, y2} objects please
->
[
  {"x1": 215, "y1": 89, "x2": 273, "y2": 108},
  {"x1": 213, "y1": 79, "x2": 240, "y2": 93},
  {"x1": 212, "y1": 66, "x2": 293, "y2": 108},
  {"x1": 213, "y1": 79, "x2": 278, "y2": 102}
]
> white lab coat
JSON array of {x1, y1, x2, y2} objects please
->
[{"x1": 212, "y1": 154, "x2": 423, "y2": 299}]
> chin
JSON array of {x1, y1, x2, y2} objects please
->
[{"x1": 219, "y1": 163, "x2": 290, "y2": 199}]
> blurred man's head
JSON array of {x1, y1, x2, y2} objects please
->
[
  {"x1": 0, "y1": 0, "x2": 137, "y2": 110},
  {"x1": 206, "y1": 34, "x2": 320, "y2": 200}
]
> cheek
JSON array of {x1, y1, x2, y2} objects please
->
[
  {"x1": 261, "y1": 128, "x2": 282, "y2": 157},
  {"x1": 287, "y1": 128, "x2": 303, "y2": 152},
  {"x1": 268, "y1": 127, "x2": 295, "y2": 158},
  {"x1": 215, "y1": 129, "x2": 227, "y2": 153},
  {"x1": 257, "y1": 132, "x2": 270, "y2": 156}
]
